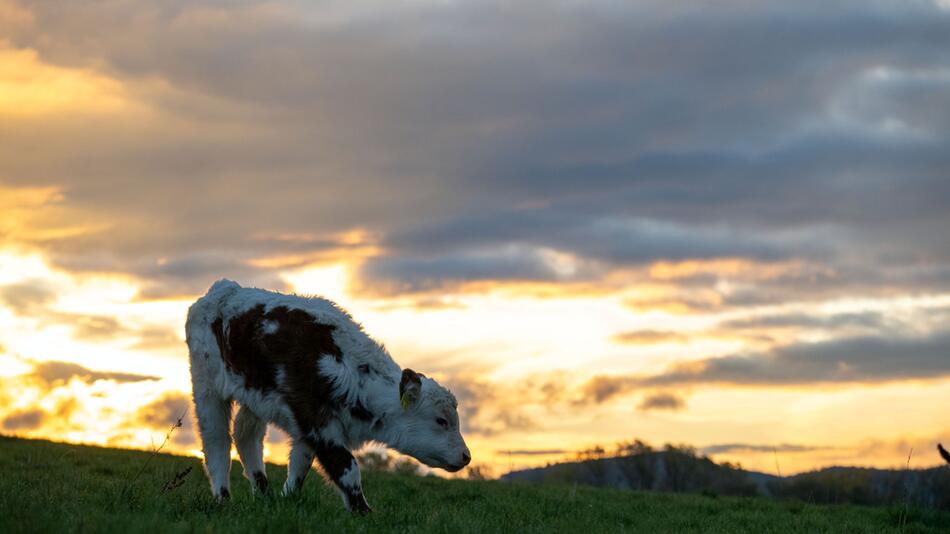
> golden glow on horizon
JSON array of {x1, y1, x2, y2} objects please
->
[{"x1": 0, "y1": 246, "x2": 948, "y2": 477}]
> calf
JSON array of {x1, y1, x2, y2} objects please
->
[{"x1": 185, "y1": 279, "x2": 470, "y2": 512}]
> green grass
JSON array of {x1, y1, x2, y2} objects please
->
[{"x1": 0, "y1": 436, "x2": 946, "y2": 533}]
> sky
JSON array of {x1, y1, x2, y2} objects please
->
[{"x1": 1, "y1": 0, "x2": 949, "y2": 477}]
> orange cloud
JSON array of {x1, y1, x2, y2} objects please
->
[
  {"x1": 0, "y1": 185, "x2": 107, "y2": 245},
  {"x1": 28, "y1": 360, "x2": 159, "y2": 388},
  {"x1": 0, "y1": 43, "x2": 131, "y2": 116}
]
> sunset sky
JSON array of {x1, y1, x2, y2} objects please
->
[{"x1": 2, "y1": 0, "x2": 950, "y2": 477}]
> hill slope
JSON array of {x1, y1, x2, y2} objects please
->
[{"x1": 0, "y1": 436, "x2": 947, "y2": 533}]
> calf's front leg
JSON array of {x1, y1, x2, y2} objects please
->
[{"x1": 314, "y1": 440, "x2": 371, "y2": 514}]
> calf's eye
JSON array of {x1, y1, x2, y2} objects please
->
[{"x1": 435, "y1": 417, "x2": 449, "y2": 429}]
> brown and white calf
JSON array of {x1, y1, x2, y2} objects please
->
[{"x1": 185, "y1": 280, "x2": 470, "y2": 512}]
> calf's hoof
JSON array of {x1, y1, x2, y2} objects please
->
[
  {"x1": 349, "y1": 495, "x2": 372, "y2": 515},
  {"x1": 253, "y1": 471, "x2": 269, "y2": 494}
]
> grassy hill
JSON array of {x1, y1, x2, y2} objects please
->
[
  {"x1": 502, "y1": 447, "x2": 950, "y2": 510},
  {"x1": 0, "y1": 436, "x2": 947, "y2": 533}
]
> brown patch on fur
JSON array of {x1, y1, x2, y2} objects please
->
[
  {"x1": 212, "y1": 304, "x2": 345, "y2": 435},
  {"x1": 216, "y1": 305, "x2": 274, "y2": 390}
]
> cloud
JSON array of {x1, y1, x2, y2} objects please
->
[
  {"x1": 68, "y1": 315, "x2": 124, "y2": 340},
  {"x1": 0, "y1": 277, "x2": 183, "y2": 347},
  {"x1": 134, "y1": 392, "x2": 194, "y2": 446},
  {"x1": 445, "y1": 376, "x2": 537, "y2": 437},
  {"x1": 136, "y1": 392, "x2": 191, "y2": 428},
  {"x1": 701, "y1": 443, "x2": 833, "y2": 455},
  {"x1": 2, "y1": 409, "x2": 45, "y2": 430},
  {"x1": 641, "y1": 332, "x2": 950, "y2": 386},
  {"x1": 355, "y1": 247, "x2": 573, "y2": 294},
  {"x1": 0, "y1": 280, "x2": 56, "y2": 314},
  {"x1": 719, "y1": 311, "x2": 890, "y2": 332},
  {"x1": 612, "y1": 330, "x2": 691, "y2": 345},
  {"x1": 131, "y1": 326, "x2": 183, "y2": 351},
  {"x1": 0, "y1": 0, "x2": 947, "y2": 300},
  {"x1": 495, "y1": 449, "x2": 570, "y2": 456},
  {"x1": 29, "y1": 360, "x2": 159, "y2": 386},
  {"x1": 637, "y1": 392, "x2": 686, "y2": 412},
  {"x1": 583, "y1": 330, "x2": 950, "y2": 393},
  {"x1": 579, "y1": 375, "x2": 637, "y2": 405}
]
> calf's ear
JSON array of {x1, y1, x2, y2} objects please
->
[{"x1": 399, "y1": 369, "x2": 422, "y2": 410}]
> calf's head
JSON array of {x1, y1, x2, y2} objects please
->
[{"x1": 393, "y1": 368, "x2": 471, "y2": 472}]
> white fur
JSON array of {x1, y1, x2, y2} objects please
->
[
  {"x1": 233, "y1": 405, "x2": 267, "y2": 489},
  {"x1": 261, "y1": 319, "x2": 279, "y2": 334},
  {"x1": 282, "y1": 441, "x2": 315, "y2": 495},
  {"x1": 186, "y1": 279, "x2": 470, "y2": 506}
]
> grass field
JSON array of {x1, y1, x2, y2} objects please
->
[{"x1": 0, "y1": 436, "x2": 947, "y2": 533}]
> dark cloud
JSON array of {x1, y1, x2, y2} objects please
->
[
  {"x1": 52, "y1": 251, "x2": 293, "y2": 300},
  {"x1": 637, "y1": 392, "x2": 686, "y2": 412},
  {"x1": 136, "y1": 393, "x2": 190, "y2": 428},
  {"x1": 579, "y1": 375, "x2": 636, "y2": 405},
  {"x1": 380, "y1": 213, "x2": 793, "y2": 263},
  {"x1": 2, "y1": 409, "x2": 45, "y2": 430},
  {"x1": 445, "y1": 376, "x2": 537, "y2": 437},
  {"x1": 30, "y1": 361, "x2": 160, "y2": 386},
  {"x1": 355, "y1": 247, "x2": 580, "y2": 294},
  {"x1": 135, "y1": 392, "x2": 194, "y2": 446},
  {"x1": 714, "y1": 264, "x2": 950, "y2": 309},
  {"x1": 584, "y1": 330, "x2": 950, "y2": 392},
  {"x1": 701, "y1": 443, "x2": 833, "y2": 455},
  {"x1": 0, "y1": 0, "x2": 947, "y2": 298},
  {"x1": 642, "y1": 332, "x2": 950, "y2": 386},
  {"x1": 719, "y1": 311, "x2": 890, "y2": 332}
]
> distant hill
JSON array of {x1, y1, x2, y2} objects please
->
[
  {"x1": 772, "y1": 465, "x2": 950, "y2": 509},
  {"x1": 502, "y1": 447, "x2": 767, "y2": 497},
  {"x1": 502, "y1": 449, "x2": 950, "y2": 510}
]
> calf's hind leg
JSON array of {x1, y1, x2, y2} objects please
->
[
  {"x1": 234, "y1": 405, "x2": 269, "y2": 493},
  {"x1": 283, "y1": 440, "x2": 315, "y2": 495},
  {"x1": 193, "y1": 390, "x2": 234, "y2": 500}
]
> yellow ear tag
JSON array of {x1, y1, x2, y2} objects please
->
[{"x1": 400, "y1": 393, "x2": 411, "y2": 411}]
